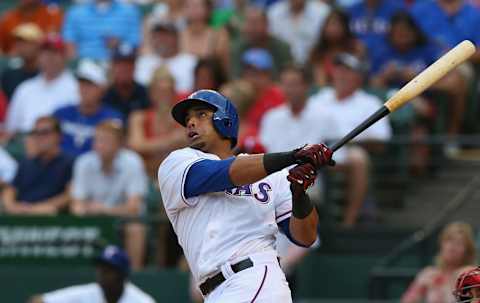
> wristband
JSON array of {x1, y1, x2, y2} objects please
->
[
  {"x1": 291, "y1": 184, "x2": 314, "y2": 219},
  {"x1": 263, "y1": 151, "x2": 297, "y2": 175}
]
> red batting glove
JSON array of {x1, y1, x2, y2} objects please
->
[
  {"x1": 287, "y1": 163, "x2": 317, "y2": 191},
  {"x1": 294, "y1": 144, "x2": 334, "y2": 169}
]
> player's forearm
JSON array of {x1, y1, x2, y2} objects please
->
[
  {"x1": 229, "y1": 150, "x2": 299, "y2": 186},
  {"x1": 229, "y1": 154, "x2": 268, "y2": 186},
  {"x1": 289, "y1": 210, "x2": 318, "y2": 247}
]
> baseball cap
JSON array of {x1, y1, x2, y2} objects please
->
[
  {"x1": 76, "y1": 59, "x2": 107, "y2": 86},
  {"x1": 41, "y1": 34, "x2": 66, "y2": 52},
  {"x1": 13, "y1": 23, "x2": 44, "y2": 43},
  {"x1": 242, "y1": 48, "x2": 273, "y2": 71},
  {"x1": 333, "y1": 53, "x2": 369, "y2": 74},
  {"x1": 111, "y1": 43, "x2": 137, "y2": 61},
  {"x1": 94, "y1": 245, "x2": 130, "y2": 275}
]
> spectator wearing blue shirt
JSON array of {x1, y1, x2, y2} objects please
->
[
  {"x1": 102, "y1": 45, "x2": 150, "y2": 119},
  {"x1": 2, "y1": 116, "x2": 73, "y2": 215},
  {"x1": 54, "y1": 60, "x2": 123, "y2": 158},
  {"x1": 62, "y1": 0, "x2": 142, "y2": 61},
  {"x1": 348, "y1": 0, "x2": 404, "y2": 59},
  {"x1": 410, "y1": 0, "x2": 480, "y2": 61},
  {"x1": 370, "y1": 11, "x2": 440, "y2": 89},
  {"x1": 411, "y1": 0, "x2": 475, "y2": 143}
]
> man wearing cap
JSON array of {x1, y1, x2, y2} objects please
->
[
  {"x1": 134, "y1": 21, "x2": 197, "y2": 94},
  {"x1": 5, "y1": 34, "x2": 79, "y2": 134},
  {"x1": 309, "y1": 53, "x2": 392, "y2": 227},
  {"x1": 0, "y1": 0, "x2": 63, "y2": 54},
  {"x1": 102, "y1": 44, "x2": 149, "y2": 120},
  {"x1": 62, "y1": 0, "x2": 141, "y2": 61},
  {"x1": 29, "y1": 245, "x2": 156, "y2": 303},
  {"x1": 1, "y1": 23, "x2": 43, "y2": 101},
  {"x1": 240, "y1": 48, "x2": 284, "y2": 136},
  {"x1": 53, "y1": 60, "x2": 123, "y2": 157}
]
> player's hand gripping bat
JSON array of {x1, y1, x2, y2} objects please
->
[{"x1": 330, "y1": 40, "x2": 476, "y2": 152}]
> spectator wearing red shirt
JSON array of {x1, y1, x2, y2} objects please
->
[
  {"x1": 241, "y1": 48, "x2": 285, "y2": 135},
  {"x1": 0, "y1": 0, "x2": 63, "y2": 54}
]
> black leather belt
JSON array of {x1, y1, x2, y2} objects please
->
[{"x1": 199, "y1": 258, "x2": 254, "y2": 296}]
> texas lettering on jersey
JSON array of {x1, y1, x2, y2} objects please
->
[{"x1": 225, "y1": 182, "x2": 272, "y2": 203}]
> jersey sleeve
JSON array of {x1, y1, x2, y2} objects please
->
[
  {"x1": 272, "y1": 169, "x2": 293, "y2": 223},
  {"x1": 157, "y1": 149, "x2": 206, "y2": 213}
]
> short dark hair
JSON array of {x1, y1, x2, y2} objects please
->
[
  {"x1": 34, "y1": 116, "x2": 62, "y2": 134},
  {"x1": 281, "y1": 64, "x2": 311, "y2": 83},
  {"x1": 194, "y1": 57, "x2": 228, "y2": 90}
]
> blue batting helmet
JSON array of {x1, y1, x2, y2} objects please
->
[{"x1": 171, "y1": 89, "x2": 239, "y2": 148}]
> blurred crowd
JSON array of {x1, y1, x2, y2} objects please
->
[{"x1": 0, "y1": 0, "x2": 480, "y2": 271}]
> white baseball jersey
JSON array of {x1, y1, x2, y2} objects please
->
[
  {"x1": 158, "y1": 147, "x2": 293, "y2": 284},
  {"x1": 42, "y1": 282, "x2": 156, "y2": 303}
]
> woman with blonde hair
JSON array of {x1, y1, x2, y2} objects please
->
[
  {"x1": 127, "y1": 66, "x2": 186, "y2": 178},
  {"x1": 402, "y1": 222, "x2": 477, "y2": 303}
]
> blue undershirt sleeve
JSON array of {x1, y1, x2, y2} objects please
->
[
  {"x1": 184, "y1": 158, "x2": 235, "y2": 198},
  {"x1": 277, "y1": 217, "x2": 310, "y2": 248}
]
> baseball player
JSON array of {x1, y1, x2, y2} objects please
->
[
  {"x1": 158, "y1": 89, "x2": 333, "y2": 302},
  {"x1": 454, "y1": 266, "x2": 480, "y2": 303},
  {"x1": 29, "y1": 245, "x2": 155, "y2": 303}
]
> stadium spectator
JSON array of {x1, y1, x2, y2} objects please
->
[
  {"x1": 267, "y1": 0, "x2": 330, "y2": 64},
  {"x1": 29, "y1": 245, "x2": 156, "y2": 303},
  {"x1": 179, "y1": 0, "x2": 230, "y2": 70},
  {"x1": 102, "y1": 45, "x2": 149, "y2": 120},
  {"x1": 219, "y1": 79, "x2": 258, "y2": 153},
  {"x1": 230, "y1": 5, "x2": 293, "y2": 78},
  {"x1": 62, "y1": 0, "x2": 142, "y2": 61},
  {"x1": 309, "y1": 53, "x2": 392, "y2": 227},
  {"x1": 54, "y1": 60, "x2": 122, "y2": 158},
  {"x1": 128, "y1": 67, "x2": 186, "y2": 178},
  {"x1": 348, "y1": 0, "x2": 404, "y2": 58},
  {"x1": 0, "y1": 0, "x2": 63, "y2": 54},
  {"x1": 134, "y1": 21, "x2": 197, "y2": 94},
  {"x1": 0, "y1": 147, "x2": 17, "y2": 187},
  {"x1": 370, "y1": 12, "x2": 439, "y2": 89},
  {"x1": 71, "y1": 121, "x2": 148, "y2": 270},
  {"x1": 401, "y1": 222, "x2": 477, "y2": 303},
  {"x1": 369, "y1": 11, "x2": 439, "y2": 175},
  {"x1": 2, "y1": 116, "x2": 73, "y2": 215},
  {"x1": 259, "y1": 65, "x2": 335, "y2": 203},
  {"x1": 192, "y1": 56, "x2": 228, "y2": 91},
  {"x1": 5, "y1": 34, "x2": 79, "y2": 134},
  {"x1": 308, "y1": 9, "x2": 365, "y2": 87},
  {"x1": 1, "y1": 23, "x2": 43, "y2": 101},
  {"x1": 260, "y1": 65, "x2": 332, "y2": 154},
  {"x1": 240, "y1": 48, "x2": 284, "y2": 135},
  {"x1": 140, "y1": 0, "x2": 186, "y2": 55},
  {"x1": 411, "y1": 0, "x2": 480, "y2": 61}
]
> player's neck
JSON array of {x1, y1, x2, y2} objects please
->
[{"x1": 207, "y1": 141, "x2": 233, "y2": 159}]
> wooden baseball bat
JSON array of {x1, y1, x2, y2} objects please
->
[{"x1": 330, "y1": 40, "x2": 476, "y2": 152}]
